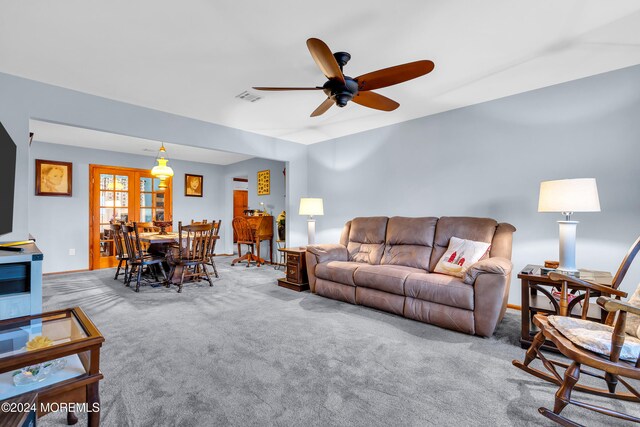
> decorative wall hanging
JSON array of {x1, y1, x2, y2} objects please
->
[
  {"x1": 35, "y1": 159, "x2": 72, "y2": 196},
  {"x1": 257, "y1": 169, "x2": 270, "y2": 195},
  {"x1": 185, "y1": 174, "x2": 203, "y2": 197}
]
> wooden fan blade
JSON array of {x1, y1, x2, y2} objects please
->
[
  {"x1": 352, "y1": 91, "x2": 399, "y2": 111},
  {"x1": 306, "y1": 38, "x2": 345, "y2": 84},
  {"x1": 356, "y1": 60, "x2": 434, "y2": 91},
  {"x1": 310, "y1": 98, "x2": 334, "y2": 117},
  {"x1": 252, "y1": 87, "x2": 323, "y2": 91}
]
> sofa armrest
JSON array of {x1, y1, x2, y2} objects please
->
[
  {"x1": 464, "y1": 257, "x2": 512, "y2": 285},
  {"x1": 468, "y1": 257, "x2": 513, "y2": 337},
  {"x1": 306, "y1": 244, "x2": 348, "y2": 263},
  {"x1": 305, "y1": 244, "x2": 348, "y2": 294}
]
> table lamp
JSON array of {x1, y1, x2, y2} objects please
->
[
  {"x1": 299, "y1": 198, "x2": 324, "y2": 245},
  {"x1": 538, "y1": 178, "x2": 600, "y2": 274}
]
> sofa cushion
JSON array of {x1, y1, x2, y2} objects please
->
[
  {"x1": 429, "y1": 217, "x2": 498, "y2": 272},
  {"x1": 349, "y1": 216, "x2": 388, "y2": 243},
  {"x1": 385, "y1": 217, "x2": 438, "y2": 246},
  {"x1": 356, "y1": 287, "x2": 405, "y2": 316},
  {"x1": 381, "y1": 217, "x2": 438, "y2": 271},
  {"x1": 379, "y1": 265, "x2": 426, "y2": 275},
  {"x1": 315, "y1": 261, "x2": 361, "y2": 286},
  {"x1": 347, "y1": 242, "x2": 385, "y2": 265},
  {"x1": 354, "y1": 265, "x2": 413, "y2": 295},
  {"x1": 404, "y1": 297, "x2": 475, "y2": 335},
  {"x1": 339, "y1": 220, "x2": 352, "y2": 247},
  {"x1": 315, "y1": 279, "x2": 357, "y2": 304},
  {"x1": 347, "y1": 217, "x2": 388, "y2": 264},
  {"x1": 382, "y1": 245, "x2": 432, "y2": 271},
  {"x1": 404, "y1": 273, "x2": 474, "y2": 310}
]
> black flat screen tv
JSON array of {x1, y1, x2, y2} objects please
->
[{"x1": 0, "y1": 122, "x2": 16, "y2": 236}]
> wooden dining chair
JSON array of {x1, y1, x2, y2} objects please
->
[
  {"x1": 205, "y1": 220, "x2": 221, "y2": 277},
  {"x1": 109, "y1": 222, "x2": 129, "y2": 282},
  {"x1": 121, "y1": 223, "x2": 168, "y2": 292},
  {"x1": 190, "y1": 219, "x2": 208, "y2": 225},
  {"x1": 136, "y1": 222, "x2": 159, "y2": 251},
  {"x1": 168, "y1": 221, "x2": 215, "y2": 292},
  {"x1": 231, "y1": 216, "x2": 261, "y2": 267},
  {"x1": 136, "y1": 222, "x2": 160, "y2": 232}
]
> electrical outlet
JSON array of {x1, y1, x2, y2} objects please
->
[{"x1": 69, "y1": 249, "x2": 76, "y2": 256}]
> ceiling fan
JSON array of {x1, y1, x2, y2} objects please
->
[{"x1": 253, "y1": 38, "x2": 435, "y2": 117}]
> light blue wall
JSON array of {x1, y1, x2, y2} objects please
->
[
  {"x1": 3, "y1": 65, "x2": 640, "y2": 306},
  {"x1": 222, "y1": 158, "x2": 287, "y2": 258},
  {"x1": 0, "y1": 72, "x2": 309, "y2": 257},
  {"x1": 28, "y1": 142, "x2": 286, "y2": 273},
  {"x1": 28, "y1": 141, "x2": 229, "y2": 273},
  {"x1": 308, "y1": 65, "x2": 640, "y2": 305}
]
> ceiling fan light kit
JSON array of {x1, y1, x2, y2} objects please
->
[{"x1": 253, "y1": 38, "x2": 435, "y2": 117}]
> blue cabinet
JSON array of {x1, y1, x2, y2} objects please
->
[{"x1": 0, "y1": 243, "x2": 42, "y2": 320}]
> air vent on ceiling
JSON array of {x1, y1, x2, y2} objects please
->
[{"x1": 236, "y1": 91, "x2": 262, "y2": 103}]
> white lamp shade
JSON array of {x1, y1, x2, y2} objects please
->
[
  {"x1": 538, "y1": 178, "x2": 600, "y2": 213},
  {"x1": 299, "y1": 198, "x2": 324, "y2": 216}
]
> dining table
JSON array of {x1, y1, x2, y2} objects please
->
[
  {"x1": 138, "y1": 232, "x2": 181, "y2": 245},
  {"x1": 137, "y1": 232, "x2": 219, "y2": 284}
]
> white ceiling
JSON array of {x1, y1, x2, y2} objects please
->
[
  {"x1": 29, "y1": 120, "x2": 253, "y2": 165},
  {"x1": 3, "y1": 1, "x2": 640, "y2": 145}
]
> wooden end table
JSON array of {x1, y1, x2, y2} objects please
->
[
  {"x1": 277, "y1": 247, "x2": 309, "y2": 292},
  {"x1": 518, "y1": 265, "x2": 612, "y2": 350}
]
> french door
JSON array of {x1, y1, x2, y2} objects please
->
[{"x1": 89, "y1": 165, "x2": 172, "y2": 269}]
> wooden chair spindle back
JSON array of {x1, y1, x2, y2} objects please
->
[
  {"x1": 178, "y1": 221, "x2": 214, "y2": 263},
  {"x1": 232, "y1": 217, "x2": 254, "y2": 244},
  {"x1": 122, "y1": 223, "x2": 144, "y2": 262},
  {"x1": 110, "y1": 223, "x2": 126, "y2": 258}
]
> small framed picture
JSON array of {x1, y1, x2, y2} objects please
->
[
  {"x1": 185, "y1": 174, "x2": 203, "y2": 197},
  {"x1": 35, "y1": 159, "x2": 72, "y2": 196}
]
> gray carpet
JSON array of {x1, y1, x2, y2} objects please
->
[{"x1": 38, "y1": 257, "x2": 638, "y2": 426}]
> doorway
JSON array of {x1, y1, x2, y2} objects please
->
[
  {"x1": 232, "y1": 177, "x2": 248, "y2": 242},
  {"x1": 89, "y1": 165, "x2": 173, "y2": 269}
]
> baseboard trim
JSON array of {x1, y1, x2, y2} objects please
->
[
  {"x1": 507, "y1": 303, "x2": 521, "y2": 311},
  {"x1": 44, "y1": 269, "x2": 90, "y2": 276}
]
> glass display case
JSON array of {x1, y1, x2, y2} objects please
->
[{"x1": 0, "y1": 307, "x2": 104, "y2": 426}]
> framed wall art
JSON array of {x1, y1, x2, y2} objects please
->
[
  {"x1": 257, "y1": 169, "x2": 270, "y2": 195},
  {"x1": 185, "y1": 174, "x2": 203, "y2": 197},
  {"x1": 35, "y1": 159, "x2": 72, "y2": 196}
]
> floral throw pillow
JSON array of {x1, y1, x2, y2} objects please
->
[{"x1": 434, "y1": 236, "x2": 491, "y2": 279}]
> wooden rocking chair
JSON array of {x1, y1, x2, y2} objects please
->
[{"x1": 513, "y1": 236, "x2": 640, "y2": 425}]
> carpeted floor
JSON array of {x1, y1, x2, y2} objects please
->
[{"x1": 38, "y1": 257, "x2": 638, "y2": 426}]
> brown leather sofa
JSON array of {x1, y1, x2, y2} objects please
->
[{"x1": 305, "y1": 216, "x2": 515, "y2": 337}]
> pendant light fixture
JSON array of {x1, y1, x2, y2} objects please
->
[{"x1": 151, "y1": 143, "x2": 174, "y2": 190}]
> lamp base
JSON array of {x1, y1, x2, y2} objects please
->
[
  {"x1": 557, "y1": 220, "x2": 579, "y2": 273},
  {"x1": 307, "y1": 218, "x2": 316, "y2": 245}
]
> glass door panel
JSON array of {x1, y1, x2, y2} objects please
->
[
  {"x1": 138, "y1": 176, "x2": 170, "y2": 226},
  {"x1": 96, "y1": 172, "x2": 131, "y2": 269},
  {"x1": 90, "y1": 167, "x2": 171, "y2": 270}
]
